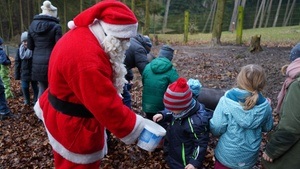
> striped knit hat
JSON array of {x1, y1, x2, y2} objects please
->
[{"x1": 163, "y1": 77, "x2": 193, "y2": 111}]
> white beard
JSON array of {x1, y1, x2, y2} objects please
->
[{"x1": 102, "y1": 35, "x2": 130, "y2": 94}]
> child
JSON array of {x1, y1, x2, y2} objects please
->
[
  {"x1": 153, "y1": 77, "x2": 212, "y2": 169},
  {"x1": 210, "y1": 64, "x2": 273, "y2": 169},
  {"x1": 0, "y1": 38, "x2": 12, "y2": 120},
  {"x1": 142, "y1": 45, "x2": 179, "y2": 120},
  {"x1": 15, "y1": 31, "x2": 38, "y2": 106},
  {"x1": 262, "y1": 43, "x2": 300, "y2": 169},
  {"x1": 0, "y1": 38, "x2": 13, "y2": 99}
]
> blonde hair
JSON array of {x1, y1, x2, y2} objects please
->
[{"x1": 236, "y1": 64, "x2": 266, "y2": 110}]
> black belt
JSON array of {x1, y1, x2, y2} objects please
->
[{"x1": 48, "y1": 91, "x2": 94, "y2": 118}]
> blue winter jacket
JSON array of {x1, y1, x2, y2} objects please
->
[
  {"x1": 210, "y1": 88, "x2": 273, "y2": 169},
  {"x1": 161, "y1": 100, "x2": 212, "y2": 169}
]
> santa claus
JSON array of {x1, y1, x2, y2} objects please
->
[{"x1": 34, "y1": 1, "x2": 146, "y2": 168}]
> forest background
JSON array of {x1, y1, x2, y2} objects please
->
[{"x1": 0, "y1": 0, "x2": 299, "y2": 45}]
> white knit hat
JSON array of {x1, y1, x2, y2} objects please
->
[
  {"x1": 41, "y1": 1, "x2": 57, "y2": 18},
  {"x1": 21, "y1": 31, "x2": 28, "y2": 42}
]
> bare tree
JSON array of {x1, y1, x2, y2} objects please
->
[
  {"x1": 202, "y1": 0, "x2": 217, "y2": 33},
  {"x1": 258, "y1": 0, "x2": 266, "y2": 28},
  {"x1": 211, "y1": 0, "x2": 226, "y2": 46},
  {"x1": 20, "y1": 0, "x2": 24, "y2": 32},
  {"x1": 253, "y1": 0, "x2": 267, "y2": 28},
  {"x1": 264, "y1": 0, "x2": 273, "y2": 27},
  {"x1": 272, "y1": 0, "x2": 282, "y2": 27},
  {"x1": 144, "y1": 0, "x2": 150, "y2": 35},
  {"x1": 283, "y1": 0, "x2": 296, "y2": 26},
  {"x1": 282, "y1": 0, "x2": 291, "y2": 26},
  {"x1": 8, "y1": 0, "x2": 14, "y2": 40},
  {"x1": 162, "y1": 0, "x2": 171, "y2": 34},
  {"x1": 228, "y1": 0, "x2": 240, "y2": 31}
]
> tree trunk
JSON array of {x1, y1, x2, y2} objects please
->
[
  {"x1": 283, "y1": 0, "x2": 296, "y2": 26},
  {"x1": 144, "y1": 0, "x2": 150, "y2": 35},
  {"x1": 211, "y1": 0, "x2": 226, "y2": 46},
  {"x1": 241, "y1": 0, "x2": 246, "y2": 7},
  {"x1": 272, "y1": 0, "x2": 282, "y2": 27},
  {"x1": 19, "y1": 0, "x2": 24, "y2": 32},
  {"x1": 253, "y1": 0, "x2": 263, "y2": 28},
  {"x1": 202, "y1": 0, "x2": 217, "y2": 33},
  {"x1": 249, "y1": 35, "x2": 263, "y2": 52},
  {"x1": 131, "y1": 0, "x2": 135, "y2": 13},
  {"x1": 209, "y1": 0, "x2": 217, "y2": 33},
  {"x1": 264, "y1": 0, "x2": 273, "y2": 27},
  {"x1": 0, "y1": 0, "x2": 3, "y2": 38},
  {"x1": 282, "y1": 0, "x2": 291, "y2": 26},
  {"x1": 162, "y1": 0, "x2": 171, "y2": 34},
  {"x1": 228, "y1": 0, "x2": 240, "y2": 31},
  {"x1": 63, "y1": 0, "x2": 67, "y2": 33},
  {"x1": 8, "y1": 0, "x2": 14, "y2": 40},
  {"x1": 258, "y1": 0, "x2": 266, "y2": 28}
]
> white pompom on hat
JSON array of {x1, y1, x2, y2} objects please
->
[
  {"x1": 41, "y1": 0, "x2": 57, "y2": 18},
  {"x1": 67, "y1": 0, "x2": 138, "y2": 39}
]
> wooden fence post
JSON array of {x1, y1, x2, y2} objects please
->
[
  {"x1": 236, "y1": 6, "x2": 244, "y2": 45},
  {"x1": 184, "y1": 11, "x2": 189, "y2": 43}
]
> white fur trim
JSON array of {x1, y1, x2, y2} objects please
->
[
  {"x1": 34, "y1": 101, "x2": 107, "y2": 164},
  {"x1": 68, "y1": 21, "x2": 76, "y2": 30},
  {"x1": 100, "y1": 21, "x2": 138, "y2": 38},
  {"x1": 89, "y1": 21, "x2": 106, "y2": 46},
  {"x1": 120, "y1": 115, "x2": 145, "y2": 144}
]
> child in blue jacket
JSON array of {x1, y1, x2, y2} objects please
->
[
  {"x1": 210, "y1": 64, "x2": 273, "y2": 169},
  {"x1": 153, "y1": 77, "x2": 212, "y2": 169}
]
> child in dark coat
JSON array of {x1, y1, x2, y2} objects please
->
[
  {"x1": 153, "y1": 77, "x2": 212, "y2": 169},
  {"x1": 15, "y1": 31, "x2": 38, "y2": 106}
]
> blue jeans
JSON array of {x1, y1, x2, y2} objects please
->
[
  {"x1": 22, "y1": 80, "x2": 38, "y2": 104},
  {"x1": 122, "y1": 84, "x2": 132, "y2": 109},
  {"x1": 0, "y1": 77, "x2": 10, "y2": 114},
  {"x1": 38, "y1": 81, "x2": 48, "y2": 98}
]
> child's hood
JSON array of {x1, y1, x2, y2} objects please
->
[
  {"x1": 150, "y1": 57, "x2": 173, "y2": 74},
  {"x1": 222, "y1": 90, "x2": 272, "y2": 129}
]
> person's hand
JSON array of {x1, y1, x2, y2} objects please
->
[
  {"x1": 266, "y1": 97, "x2": 272, "y2": 105},
  {"x1": 153, "y1": 114, "x2": 162, "y2": 122},
  {"x1": 185, "y1": 164, "x2": 196, "y2": 169},
  {"x1": 262, "y1": 151, "x2": 273, "y2": 162}
]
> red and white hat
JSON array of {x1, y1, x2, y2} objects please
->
[
  {"x1": 68, "y1": 0, "x2": 138, "y2": 38},
  {"x1": 163, "y1": 78, "x2": 193, "y2": 111}
]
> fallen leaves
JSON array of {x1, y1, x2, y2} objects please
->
[{"x1": 0, "y1": 44, "x2": 289, "y2": 168}]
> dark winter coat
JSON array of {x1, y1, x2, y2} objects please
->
[
  {"x1": 124, "y1": 36, "x2": 149, "y2": 81},
  {"x1": 14, "y1": 45, "x2": 33, "y2": 81},
  {"x1": 0, "y1": 47, "x2": 11, "y2": 66},
  {"x1": 142, "y1": 57, "x2": 179, "y2": 113},
  {"x1": 160, "y1": 100, "x2": 212, "y2": 169},
  {"x1": 262, "y1": 76, "x2": 300, "y2": 169},
  {"x1": 27, "y1": 15, "x2": 62, "y2": 82}
]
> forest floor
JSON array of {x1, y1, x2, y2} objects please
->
[{"x1": 0, "y1": 43, "x2": 292, "y2": 169}]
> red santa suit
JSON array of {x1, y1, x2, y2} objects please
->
[{"x1": 34, "y1": 1, "x2": 145, "y2": 168}]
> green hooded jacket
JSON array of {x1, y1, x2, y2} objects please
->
[
  {"x1": 142, "y1": 57, "x2": 179, "y2": 113},
  {"x1": 262, "y1": 76, "x2": 300, "y2": 169}
]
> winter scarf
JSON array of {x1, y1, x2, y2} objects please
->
[
  {"x1": 275, "y1": 58, "x2": 300, "y2": 113},
  {"x1": 19, "y1": 44, "x2": 32, "y2": 59}
]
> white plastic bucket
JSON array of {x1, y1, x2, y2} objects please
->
[{"x1": 137, "y1": 119, "x2": 166, "y2": 152}]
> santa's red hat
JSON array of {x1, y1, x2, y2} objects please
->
[{"x1": 68, "y1": 0, "x2": 138, "y2": 38}]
